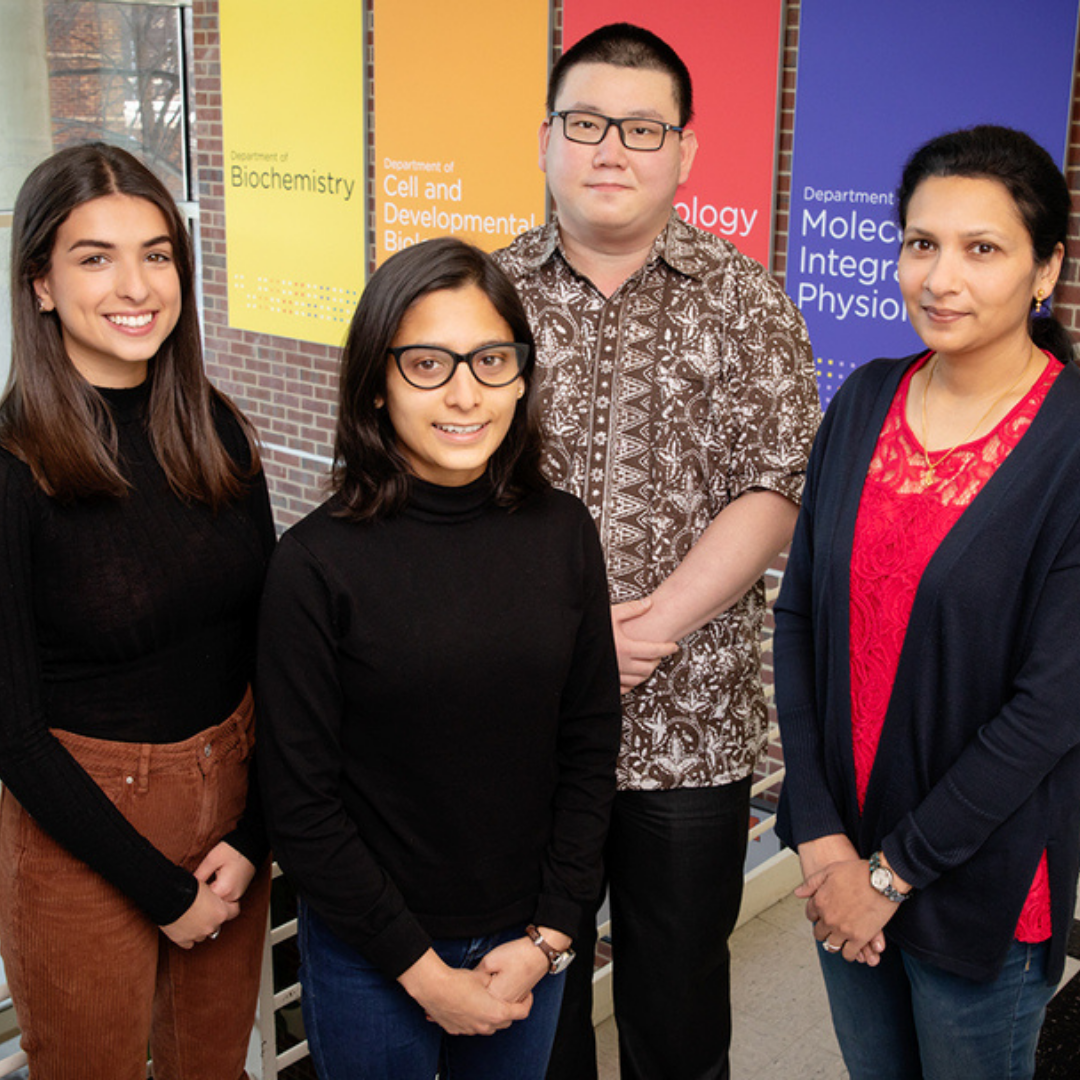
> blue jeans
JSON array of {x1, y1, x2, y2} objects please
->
[
  {"x1": 299, "y1": 904, "x2": 565, "y2": 1080},
  {"x1": 818, "y1": 937, "x2": 1056, "y2": 1079}
]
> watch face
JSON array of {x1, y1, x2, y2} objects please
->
[
  {"x1": 551, "y1": 948, "x2": 575, "y2": 974},
  {"x1": 871, "y1": 867, "x2": 891, "y2": 891}
]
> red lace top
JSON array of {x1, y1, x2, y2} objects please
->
[{"x1": 850, "y1": 352, "x2": 1061, "y2": 943}]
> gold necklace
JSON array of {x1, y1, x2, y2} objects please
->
[{"x1": 918, "y1": 352, "x2": 1034, "y2": 488}]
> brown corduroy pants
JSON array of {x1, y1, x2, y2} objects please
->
[{"x1": 0, "y1": 690, "x2": 270, "y2": 1080}]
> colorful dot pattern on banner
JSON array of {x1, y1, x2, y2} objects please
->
[{"x1": 232, "y1": 274, "x2": 358, "y2": 324}]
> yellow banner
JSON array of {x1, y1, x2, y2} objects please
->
[
  {"x1": 373, "y1": 0, "x2": 548, "y2": 264},
  {"x1": 220, "y1": 0, "x2": 364, "y2": 346}
]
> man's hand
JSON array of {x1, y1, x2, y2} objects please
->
[{"x1": 611, "y1": 598, "x2": 678, "y2": 693}]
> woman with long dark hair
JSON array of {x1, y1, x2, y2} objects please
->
[
  {"x1": 257, "y1": 237, "x2": 621, "y2": 1080},
  {"x1": 776, "y1": 125, "x2": 1080, "y2": 1079},
  {"x1": 0, "y1": 142, "x2": 274, "y2": 1079}
]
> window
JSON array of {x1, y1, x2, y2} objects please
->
[
  {"x1": 45, "y1": 0, "x2": 193, "y2": 201},
  {"x1": 1, "y1": 1, "x2": 196, "y2": 393}
]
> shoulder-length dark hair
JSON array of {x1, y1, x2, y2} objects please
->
[
  {"x1": 3, "y1": 142, "x2": 259, "y2": 505},
  {"x1": 333, "y1": 237, "x2": 547, "y2": 521},
  {"x1": 898, "y1": 125, "x2": 1074, "y2": 364}
]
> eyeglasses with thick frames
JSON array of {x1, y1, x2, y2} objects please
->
[
  {"x1": 550, "y1": 110, "x2": 684, "y2": 152},
  {"x1": 389, "y1": 342, "x2": 530, "y2": 390}
]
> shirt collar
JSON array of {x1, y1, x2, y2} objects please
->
[{"x1": 517, "y1": 210, "x2": 708, "y2": 284}]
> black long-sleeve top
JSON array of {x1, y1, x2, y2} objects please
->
[
  {"x1": 0, "y1": 381, "x2": 275, "y2": 924},
  {"x1": 256, "y1": 478, "x2": 621, "y2": 979},
  {"x1": 775, "y1": 356, "x2": 1080, "y2": 984}
]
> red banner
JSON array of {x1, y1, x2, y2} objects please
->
[{"x1": 562, "y1": 1, "x2": 784, "y2": 265}]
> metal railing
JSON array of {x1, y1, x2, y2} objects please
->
[
  {"x1": 0, "y1": 777, "x2": 794, "y2": 1080},
  {"x1": 0, "y1": 577, "x2": 794, "y2": 1079},
  {"x1": 253, "y1": 864, "x2": 309, "y2": 1077},
  {"x1": 0, "y1": 985, "x2": 25, "y2": 1078}
]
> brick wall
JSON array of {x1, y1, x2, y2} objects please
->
[
  {"x1": 757, "y1": 0, "x2": 801, "y2": 803},
  {"x1": 1059, "y1": 39, "x2": 1080, "y2": 328},
  {"x1": 191, "y1": 0, "x2": 1080, "y2": 814},
  {"x1": 192, "y1": 0, "x2": 1080, "y2": 535}
]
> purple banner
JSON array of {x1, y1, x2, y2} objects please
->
[{"x1": 789, "y1": 0, "x2": 1079, "y2": 406}]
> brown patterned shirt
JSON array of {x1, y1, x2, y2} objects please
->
[{"x1": 495, "y1": 213, "x2": 820, "y2": 790}]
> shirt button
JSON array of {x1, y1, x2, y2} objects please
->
[
  {"x1": 125, "y1": 776, "x2": 134, "y2": 785},
  {"x1": 204, "y1": 744, "x2": 212, "y2": 758}
]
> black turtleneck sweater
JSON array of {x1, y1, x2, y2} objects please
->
[
  {"x1": 257, "y1": 478, "x2": 621, "y2": 978},
  {"x1": 0, "y1": 382, "x2": 275, "y2": 924}
]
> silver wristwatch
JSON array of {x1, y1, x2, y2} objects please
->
[
  {"x1": 526, "y1": 925, "x2": 575, "y2": 975},
  {"x1": 869, "y1": 850, "x2": 910, "y2": 903}
]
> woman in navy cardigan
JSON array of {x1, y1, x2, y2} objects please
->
[{"x1": 775, "y1": 125, "x2": 1080, "y2": 1080}]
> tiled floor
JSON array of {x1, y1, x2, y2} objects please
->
[
  {"x1": 727, "y1": 894, "x2": 848, "y2": 1078},
  {"x1": 2, "y1": 890, "x2": 1076, "y2": 1080},
  {"x1": 596, "y1": 891, "x2": 846, "y2": 1079},
  {"x1": 596, "y1": 889, "x2": 1080, "y2": 1080}
]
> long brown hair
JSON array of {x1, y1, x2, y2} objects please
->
[{"x1": 3, "y1": 142, "x2": 259, "y2": 505}]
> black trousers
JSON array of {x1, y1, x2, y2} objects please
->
[{"x1": 546, "y1": 779, "x2": 752, "y2": 1080}]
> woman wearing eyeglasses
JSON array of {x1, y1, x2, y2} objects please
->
[{"x1": 257, "y1": 237, "x2": 621, "y2": 1080}]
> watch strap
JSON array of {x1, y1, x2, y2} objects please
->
[
  {"x1": 869, "y1": 850, "x2": 911, "y2": 903},
  {"x1": 526, "y1": 924, "x2": 575, "y2": 975}
]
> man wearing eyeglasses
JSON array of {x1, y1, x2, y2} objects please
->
[{"x1": 494, "y1": 22, "x2": 819, "y2": 1080}]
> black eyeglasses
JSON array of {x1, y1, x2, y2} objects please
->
[
  {"x1": 389, "y1": 342, "x2": 529, "y2": 390},
  {"x1": 550, "y1": 110, "x2": 684, "y2": 152}
]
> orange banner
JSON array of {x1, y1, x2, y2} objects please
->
[{"x1": 372, "y1": 0, "x2": 549, "y2": 265}]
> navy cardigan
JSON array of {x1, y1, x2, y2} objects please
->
[{"x1": 775, "y1": 354, "x2": 1080, "y2": 984}]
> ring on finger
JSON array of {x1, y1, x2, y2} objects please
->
[{"x1": 822, "y1": 941, "x2": 841, "y2": 953}]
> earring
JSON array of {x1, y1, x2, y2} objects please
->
[
  {"x1": 1033, "y1": 292, "x2": 1051, "y2": 318},
  {"x1": 517, "y1": 385, "x2": 525, "y2": 399},
  {"x1": 37, "y1": 297, "x2": 48, "y2": 313}
]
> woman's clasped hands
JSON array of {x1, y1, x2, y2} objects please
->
[
  {"x1": 796, "y1": 834, "x2": 896, "y2": 966},
  {"x1": 159, "y1": 841, "x2": 256, "y2": 949},
  {"x1": 398, "y1": 945, "x2": 541, "y2": 1036},
  {"x1": 398, "y1": 927, "x2": 566, "y2": 1036}
]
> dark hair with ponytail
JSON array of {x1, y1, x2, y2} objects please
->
[{"x1": 898, "y1": 124, "x2": 1074, "y2": 364}]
